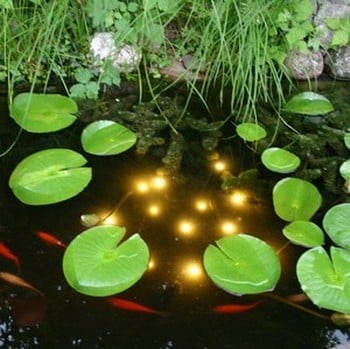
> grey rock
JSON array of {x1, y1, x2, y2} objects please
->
[{"x1": 325, "y1": 45, "x2": 350, "y2": 79}]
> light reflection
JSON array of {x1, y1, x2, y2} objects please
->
[
  {"x1": 135, "y1": 180, "x2": 150, "y2": 193},
  {"x1": 220, "y1": 221, "x2": 237, "y2": 235},
  {"x1": 182, "y1": 261, "x2": 204, "y2": 280},
  {"x1": 229, "y1": 190, "x2": 247, "y2": 205},
  {"x1": 178, "y1": 220, "x2": 195, "y2": 236},
  {"x1": 152, "y1": 176, "x2": 167, "y2": 190},
  {"x1": 147, "y1": 204, "x2": 161, "y2": 217},
  {"x1": 213, "y1": 160, "x2": 227, "y2": 172},
  {"x1": 194, "y1": 199, "x2": 210, "y2": 212},
  {"x1": 102, "y1": 214, "x2": 119, "y2": 225},
  {"x1": 148, "y1": 258, "x2": 156, "y2": 270}
]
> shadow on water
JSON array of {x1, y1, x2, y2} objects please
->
[{"x1": 0, "y1": 94, "x2": 349, "y2": 348}]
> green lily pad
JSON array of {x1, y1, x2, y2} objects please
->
[
  {"x1": 81, "y1": 120, "x2": 137, "y2": 156},
  {"x1": 340, "y1": 159, "x2": 350, "y2": 180},
  {"x1": 9, "y1": 148, "x2": 92, "y2": 205},
  {"x1": 10, "y1": 93, "x2": 77, "y2": 133},
  {"x1": 296, "y1": 246, "x2": 350, "y2": 313},
  {"x1": 285, "y1": 91, "x2": 334, "y2": 115},
  {"x1": 323, "y1": 203, "x2": 350, "y2": 249},
  {"x1": 345, "y1": 133, "x2": 350, "y2": 150},
  {"x1": 273, "y1": 177, "x2": 322, "y2": 222},
  {"x1": 282, "y1": 221, "x2": 324, "y2": 247},
  {"x1": 203, "y1": 234, "x2": 281, "y2": 295},
  {"x1": 63, "y1": 225, "x2": 149, "y2": 296},
  {"x1": 261, "y1": 147, "x2": 301, "y2": 173},
  {"x1": 236, "y1": 123, "x2": 267, "y2": 142}
]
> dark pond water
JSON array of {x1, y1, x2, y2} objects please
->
[{"x1": 0, "y1": 94, "x2": 349, "y2": 349}]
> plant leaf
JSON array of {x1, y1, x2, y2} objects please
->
[
  {"x1": 261, "y1": 147, "x2": 300, "y2": 173},
  {"x1": 203, "y1": 234, "x2": 281, "y2": 295},
  {"x1": 81, "y1": 120, "x2": 137, "y2": 155},
  {"x1": 285, "y1": 92, "x2": 334, "y2": 115},
  {"x1": 282, "y1": 220, "x2": 324, "y2": 247},
  {"x1": 10, "y1": 93, "x2": 77, "y2": 133},
  {"x1": 323, "y1": 203, "x2": 350, "y2": 249},
  {"x1": 273, "y1": 177, "x2": 322, "y2": 221},
  {"x1": 297, "y1": 246, "x2": 350, "y2": 313},
  {"x1": 340, "y1": 159, "x2": 350, "y2": 180},
  {"x1": 63, "y1": 225, "x2": 149, "y2": 296},
  {"x1": 236, "y1": 123, "x2": 267, "y2": 142},
  {"x1": 9, "y1": 148, "x2": 92, "y2": 205}
]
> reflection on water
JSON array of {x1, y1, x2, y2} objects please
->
[{"x1": 0, "y1": 128, "x2": 347, "y2": 348}]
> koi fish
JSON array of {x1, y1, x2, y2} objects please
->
[
  {"x1": 36, "y1": 232, "x2": 66, "y2": 248},
  {"x1": 0, "y1": 271, "x2": 44, "y2": 296},
  {"x1": 213, "y1": 301, "x2": 262, "y2": 314},
  {"x1": 106, "y1": 296, "x2": 165, "y2": 316},
  {"x1": 0, "y1": 242, "x2": 20, "y2": 270}
]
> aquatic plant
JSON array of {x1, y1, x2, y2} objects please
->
[
  {"x1": 63, "y1": 225, "x2": 149, "y2": 297},
  {"x1": 261, "y1": 147, "x2": 301, "y2": 174},
  {"x1": 236, "y1": 123, "x2": 267, "y2": 142}
]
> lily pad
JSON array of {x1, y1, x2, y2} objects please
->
[
  {"x1": 323, "y1": 203, "x2": 350, "y2": 249},
  {"x1": 261, "y1": 147, "x2": 301, "y2": 173},
  {"x1": 10, "y1": 93, "x2": 77, "y2": 133},
  {"x1": 273, "y1": 177, "x2": 322, "y2": 222},
  {"x1": 285, "y1": 91, "x2": 334, "y2": 115},
  {"x1": 236, "y1": 123, "x2": 267, "y2": 142},
  {"x1": 345, "y1": 132, "x2": 350, "y2": 150},
  {"x1": 340, "y1": 159, "x2": 350, "y2": 180},
  {"x1": 296, "y1": 246, "x2": 350, "y2": 313},
  {"x1": 81, "y1": 120, "x2": 137, "y2": 155},
  {"x1": 9, "y1": 148, "x2": 92, "y2": 205},
  {"x1": 203, "y1": 234, "x2": 281, "y2": 295},
  {"x1": 63, "y1": 225, "x2": 149, "y2": 296},
  {"x1": 282, "y1": 221, "x2": 324, "y2": 247}
]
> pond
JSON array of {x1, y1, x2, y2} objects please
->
[{"x1": 0, "y1": 89, "x2": 349, "y2": 349}]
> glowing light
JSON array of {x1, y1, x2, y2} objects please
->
[
  {"x1": 135, "y1": 181, "x2": 150, "y2": 193},
  {"x1": 213, "y1": 161, "x2": 227, "y2": 172},
  {"x1": 152, "y1": 176, "x2": 167, "y2": 190},
  {"x1": 183, "y1": 261, "x2": 203, "y2": 280},
  {"x1": 148, "y1": 204, "x2": 161, "y2": 217},
  {"x1": 229, "y1": 191, "x2": 247, "y2": 205},
  {"x1": 148, "y1": 258, "x2": 156, "y2": 270},
  {"x1": 178, "y1": 220, "x2": 195, "y2": 235},
  {"x1": 102, "y1": 214, "x2": 119, "y2": 225},
  {"x1": 194, "y1": 199, "x2": 209, "y2": 212},
  {"x1": 220, "y1": 221, "x2": 237, "y2": 235}
]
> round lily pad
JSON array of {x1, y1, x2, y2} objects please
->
[
  {"x1": 340, "y1": 159, "x2": 350, "y2": 180},
  {"x1": 236, "y1": 123, "x2": 267, "y2": 142},
  {"x1": 9, "y1": 148, "x2": 92, "y2": 205},
  {"x1": 203, "y1": 234, "x2": 281, "y2": 295},
  {"x1": 63, "y1": 225, "x2": 150, "y2": 296},
  {"x1": 10, "y1": 93, "x2": 77, "y2": 133},
  {"x1": 261, "y1": 147, "x2": 301, "y2": 173},
  {"x1": 323, "y1": 203, "x2": 350, "y2": 249},
  {"x1": 345, "y1": 132, "x2": 350, "y2": 150},
  {"x1": 282, "y1": 221, "x2": 324, "y2": 247},
  {"x1": 273, "y1": 177, "x2": 322, "y2": 222},
  {"x1": 81, "y1": 120, "x2": 137, "y2": 155},
  {"x1": 285, "y1": 91, "x2": 334, "y2": 115},
  {"x1": 296, "y1": 246, "x2": 350, "y2": 313}
]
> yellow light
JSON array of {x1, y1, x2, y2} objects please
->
[
  {"x1": 194, "y1": 199, "x2": 209, "y2": 212},
  {"x1": 135, "y1": 181, "x2": 150, "y2": 193},
  {"x1": 178, "y1": 220, "x2": 195, "y2": 235},
  {"x1": 148, "y1": 258, "x2": 156, "y2": 270},
  {"x1": 221, "y1": 221, "x2": 237, "y2": 235},
  {"x1": 213, "y1": 161, "x2": 227, "y2": 172},
  {"x1": 230, "y1": 191, "x2": 247, "y2": 205},
  {"x1": 152, "y1": 176, "x2": 167, "y2": 190},
  {"x1": 183, "y1": 261, "x2": 203, "y2": 280},
  {"x1": 148, "y1": 204, "x2": 161, "y2": 216},
  {"x1": 102, "y1": 214, "x2": 119, "y2": 225}
]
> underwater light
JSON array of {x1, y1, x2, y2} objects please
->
[
  {"x1": 135, "y1": 180, "x2": 150, "y2": 193},
  {"x1": 213, "y1": 160, "x2": 227, "y2": 172},
  {"x1": 183, "y1": 261, "x2": 204, "y2": 280},
  {"x1": 220, "y1": 221, "x2": 237, "y2": 235},
  {"x1": 152, "y1": 176, "x2": 167, "y2": 190},
  {"x1": 229, "y1": 191, "x2": 247, "y2": 205},
  {"x1": 178, "y1": 220, "x2": 195, "y2": 236},
  {"x1": 147, "y1": 258, "x2": 156, "y2": 270},
  {"x1": 102, "y1": 214, "x2": 119, "y2": 225},
  {"x1": 194, "y1": 199, "x2": 210, "y2": 212},
  {"x1": 147, "y1": 204, "x2": 161, "y2": 217}
]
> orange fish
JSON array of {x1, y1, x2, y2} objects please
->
[
  {"x1": 0, "y1": 271, "x2": 44, "y2": 296},
  {"x1": 213, "y1": 301, "x2": 262, "y2": 314},
  {"x1": 0, "y1": 242, "x2": 20, "y2": 270},
  {"x1": 36, "y1": 232, "x2": 66, "y2": 248},
  {"x1": 106, "y1": 297, "x2": 165, "y2": 316}
]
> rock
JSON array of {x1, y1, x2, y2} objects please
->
[
  {"x1": 325, "y1": 45, "x2": 350, "y2": 79},
  {"x1": 90, "y1": 32, "x2": 142, "y2": 72},
  {"x1": 284, "y1": 49, "x2": 324, "y2": 79}
]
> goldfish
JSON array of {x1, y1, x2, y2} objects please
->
[
  {"x1": 0, "y1": 271, "x2": 44, "y2": 296},
  {"x1": 213, "y1": 301, "x2": 262, "y2": 314},
  {"x1": 36, "y1": 232, "x2": 66, "y2": 248},
  {"x1": 0, "y1": 242, "x2": 20, "y2": 270},
  {"x1": 106, "y1": 296, "x2": 166, "y2": 316}
]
